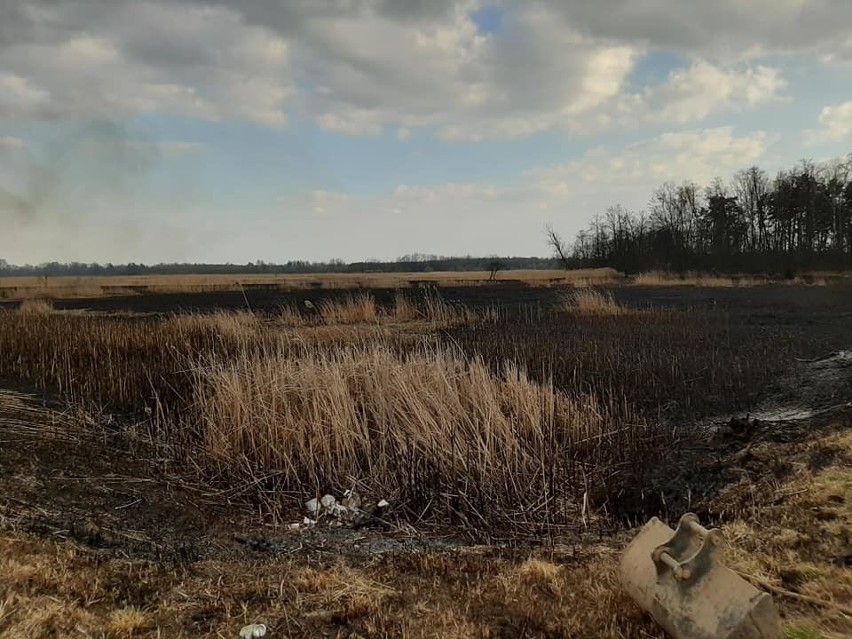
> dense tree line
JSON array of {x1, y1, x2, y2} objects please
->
[
  {"x1": 569, "y1": 156, "x2": 852, "y2": 275},
  {"x1": 0, "y1": 255, "x2": 560, "y2": 277}
]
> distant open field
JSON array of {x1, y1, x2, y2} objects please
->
[
  {"x1": 1, "y1": 284, "x2": 850, "y2": 637},
  {"x1": 0, "y1": 268, "x2": 622, "y2": 301},
  {"x1": 1, "y1": 267, "x2": 846, "y2": 302}
]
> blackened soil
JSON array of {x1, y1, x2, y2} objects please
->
[{"x1": 8, "y1": 282, "x2": 849, "y2": 347}]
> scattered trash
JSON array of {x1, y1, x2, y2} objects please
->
[
  {"x1": 239, "y1": 623, "x2": 267, "y2": 638},
  {"x1": 342, "y1": 489, "x2": 361, "y2": 510},
  {"x1": 305, "y1": 497, "x2": 320, "y2": 514},
  {"x1": 290, "y1": 490, "x2": 390, "y2": 530}
]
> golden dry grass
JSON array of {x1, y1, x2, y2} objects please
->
[
  {"x1": 718, "y1": 429, "x2": 852, "y2": 638},
  {"x1": 16, "y1": 298, "x2": 54, "y2": 315},
  {"x1": 0, "y1": 532, "x2": 665, "y2": 639},
  {"x1": 560, "y1": 288, "x2": 628, "y2": 316},
  {"x1": 169, "y1": 309, "x2": 261, "y2": 340},
  {"x1": 280, "y1": 293, "x2": 495, "y2": 328},
  {"x1": 318, "y1": 292, "x2": 379, "y2": 324},
  {"x1": 190, "y1": 339, "x2": 639, "y2": 519}
]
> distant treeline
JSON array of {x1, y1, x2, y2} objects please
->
[
  {"x1": 0, "y1": 255, "x2": 561, "y2": 277},
  {"x1": 569, "y1": 156, "x2": 852, "y2": 275}
]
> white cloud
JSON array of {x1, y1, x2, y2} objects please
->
[
  {"x1": 397, "y1": 127, "x2": 412, "y2": 141},
  {"x1": 0, "y1": 136, "x2": 26, "y2": 152},
  {"x1": 0, "y1": 73, "x2": 51, "y2": 118},
  {"x1": 571, "y1": 61, "x2": 785, "y2": 135},
  {"x1": 822, "y1": 35, "x2": 852, "y2": 65},
  {"x1": 525, "y1": 127, "x2": 769, "y2": 204},
  {"x1": 0, "y1": 2, "x2": 292, "y2": 125},
  {"x1": 310, "y1": 190, "x2": 351, "y2": 216},
  {"x1": 539, "y1": 1, "x2": 852, "y2": 61},
  {"x1": 0, "y1": 0, "x2": 791, "y2": 140},
  {"x1": 393, "y1": 182, "x2": 501, "y2": 203},
  {"x1": 155, "y1": 140, "x2": 206, "y2": 156},
  {"x1": 808, "y1": 101, "x2": 852, "y2": 143},
  {"x1": 315, "y1": 110, "x2": 384, "y2": 136}
]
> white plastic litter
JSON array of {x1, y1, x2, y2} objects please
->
[
  {"x1": 305, "y1": 498, "x2": 320, "y2": 514},
  {"x1": 303, "y1": 516, "x2": 316, "y2": 526},
  {"x1": 320, "y1": 494, "x2": 337, "y2": 509},
  {"x1": 239, "y1": 623, "x2": 267, "y2": 638},
  {"x1": 377, "y1": 499, "x2": 390, "y2": 508},
  {"x1": 330, "y1": 503, "x2": 349, "y2": 517}
]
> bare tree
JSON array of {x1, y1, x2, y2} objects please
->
[
  {"x1": 486, "y1": 257, "x2": 504, "y2": 281},
  {"x1": 545, "y1": 224, "x2": 572, "y2": 270}
]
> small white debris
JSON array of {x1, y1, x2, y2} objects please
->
[
  {"x1": 239, "y1": 623, "x2": 267, "y2": 638},
  {"x1": 320, "y1": 494, "x2": 337, "y2": 509},
  {"x1": 377, "y1": 499, "x2": 390, "y2": 508},
  {"x1": 303, "y1": 516, "x2": 316, "y2": 526},
  {"x1": 305, "y1": 498, "x2": 320, "y2": 514},
  {"x1": 287, "y1": 522, "x2": 301, "y2": 531},
  {"x1": 330, "y1": 503, "x2": 349, "y2": 517},
  {"x1": 342, "y1": 489, "x2": 361, "y2": 510}
]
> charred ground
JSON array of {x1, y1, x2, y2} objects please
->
[{"x1": 1, "y1": 282, "x2": 850, "y2": 638}]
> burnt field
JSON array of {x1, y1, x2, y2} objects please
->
[
  {"x1": 1, "y1": 283, "x2": 851, "y2": 638},
  {"x1": 8, "y1": 279, "x2": 852, "y2": 327}
]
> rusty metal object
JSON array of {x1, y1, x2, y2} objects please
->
[{"x1": 619, "y1": 513, "x2": 781, "y2": 639}]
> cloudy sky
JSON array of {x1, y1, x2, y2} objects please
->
[{"x1": 1, "y1": 0, "x2": 851, "y2": 264}]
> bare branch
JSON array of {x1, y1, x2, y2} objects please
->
[{"x1": 545, "y1": 224, "x2": 571, "y2": 270}]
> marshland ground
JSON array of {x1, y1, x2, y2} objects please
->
[{"x1": 1, "y1": 273, "x2": 851, "y2": 638}]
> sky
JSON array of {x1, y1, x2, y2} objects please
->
[{"x1": 1, "y1": 0, "x2": 852, "y2": 264}]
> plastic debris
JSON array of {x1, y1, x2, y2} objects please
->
[
  {"x1": 239, "y1": 623, "x2": 267, "y2": 638},
  {"x1": 342, "y1": 489, "x2": 361, "y2": 510},
  {"x1": 304, "y1": 497, "x2": 320, "y2": 514},
  {"x1": 300, "y1": 490, "x2": 390, "y2": 528}
]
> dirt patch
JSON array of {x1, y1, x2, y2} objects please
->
[{"x1": 0, "y1": 391, "x2": 466, "y2": 564}]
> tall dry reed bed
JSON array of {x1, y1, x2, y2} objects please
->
[
  {"x1": 0, "y1": 307, "x2": 658, "y2": 531},
  {"x1": 189, "y1": 341, "x2": 656, "y2": 528}
]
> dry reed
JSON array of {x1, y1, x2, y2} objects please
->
[
  {"x1": 319, "y1": 293, "x2": 379, "y2": 324},
  {"x1": 561, "y1": 289, "x2": 626, "y2": 316},
  {"x1": 16, "y1": 299, "x2": 54, "y2": 315},
  {"x1": 189, "y1": 339, "x2": 648, "y2": 524}
]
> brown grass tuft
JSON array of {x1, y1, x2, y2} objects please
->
[
  {"x1": 169, "y1": 310, "x2": 260, "y2": 339},
  {"x1": 17, "y1": 298, "x2": 54, "y2": 315},
  {"x1": 561, "y1": 288, "x2": 627, "y2": 315},
  {"x1": 319, "y1": 293, "x2": 379, "y2": 324},
  {"x1": 107, "y1": 606, "x2": 152, "y2": 635},
  {"x1": 389, "y1": 292, "x2": 419, "y2": 322}
]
